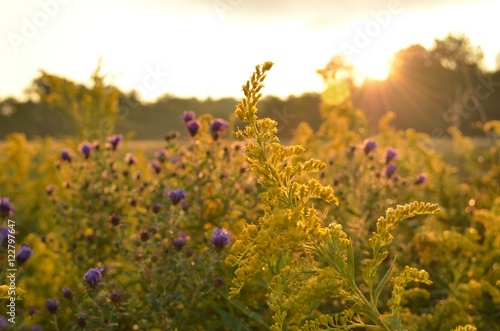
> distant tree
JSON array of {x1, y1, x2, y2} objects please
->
[
  {"x1": 0, "y1": 98, "x2": 75, "y2": 139},
  {"x1": 377, "y1": 34, "x2": 489, "y2": 135},
  {"x1": 390, "y1": 44, "x2": 434, "y2": 73},
  {"x1": 428, "y1": 35, "x2": 493, "y2": 134},
  {"x1": 429, "y1": 33, "x2": 484, "y2": 74},
  {"x1": 28, "y1": 60, "x2": 120, "y2": 140}
]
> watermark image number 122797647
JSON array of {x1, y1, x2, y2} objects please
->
[{"x1": 6, "y1": 219, "x2": 18, "y2": 324}]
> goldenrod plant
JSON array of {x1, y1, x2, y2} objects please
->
[
  {"x1": 226, "y1": 62, "x2": 476, "y2": 330},
  {"x1": 228, "y1": 61, "x2": 339, "y2": 297}
]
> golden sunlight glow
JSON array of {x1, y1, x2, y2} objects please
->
[{"x1": 351, "y1": 52, "x2": 393, "y2": 81}]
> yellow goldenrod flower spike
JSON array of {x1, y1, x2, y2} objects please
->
[{"x1": 226, "y1": 62, "x2": 339, "y2": 298}]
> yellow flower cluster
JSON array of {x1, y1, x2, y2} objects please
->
[
  {"x1": 226, "y1": 62, "x2": 338, "y2": 297},
  {"x1": 299, "y1": 310, "x2": 363, "y2": 331},
  {"x1": 390, "y1": 266, "x2": 432, "y2": 315},
  {"x1": 370, "y1": 202, "x2": 440, "y2": 255},
  {"x1": 451, "y1": 325, "x2": 477, "y2": 331},
  {"x1": 266, "y1": 265, "x2": 348, "y2": 331},
  {"x1": 0, "y1": 284, "x2": 26, "y2": 300}
]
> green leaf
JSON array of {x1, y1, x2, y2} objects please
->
[
  {"x1": 226, "y1": 298, "x2": 270, "y2": 329},
  {"x1": 210, "y1": 305, "x2": 251, "y2": 331},
  {"x1": 206, "y1": 321, "x2": 225, "y2": 331},
  {"x1": 374, "y1": 258, "x2": 396, "y2": 307},
  {"x1": 347, "y1": 241, "x2": 355, "y2": 279},
  {"x1": 146, "y1": 293, "x2": 160, "y2": 311},
  {"x1": 380, "y1": 314, "x2": 403, "y2": 331}
]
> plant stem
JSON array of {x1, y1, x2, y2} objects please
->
[
  {"x1": 53, "y1": 315, "x2": 60, "y2": 331},
  {"x1": 348, "y1": 279, "x2": 392, "y2": 331}
]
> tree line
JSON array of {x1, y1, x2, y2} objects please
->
[{"x1": 1, "y1": 34, "x2": 499, "y2": 140}]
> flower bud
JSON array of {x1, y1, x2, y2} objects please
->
[{"x1": 46, "y1": 299, "x2": 59, "y2": 314}]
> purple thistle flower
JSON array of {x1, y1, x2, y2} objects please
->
[
  {"x1": 109, "y1": 291, "x2": 122, "y2": 304},
  {"x1": 210, "y1": 118, "x2": 229, "y2": 140},
  {"x1": 109, "y1": 214, "x2": 121, "y2": 226},
  {"x1": 62, "y1": 287, "x2": 74, "y2": 300},
  {"x1": 125, "y1": 152, "x2": 137, "y2": 166},
  {"x1": 155, "y1": 150, "x2": 167, "y2": 163},
  {"x1": 129, "y1": 198, "x2": 137, "y2": 207},
  {"x1": 150, "y1": 160, "x2": 161, "y2": 174},
  {"x1": 31, "y1": 325, "x2": 42, "y2": 331},
  {"x1": 211, "y1": 227, "x2": 231, "y2": 248},
  {"x1": 76, "y1": 316, "x2": 87, "y2": 327},
  {"x1": 140, "y1": 230, "x2": 150, "y2": 242},
  {"x1": 0, "y1": 227, "x2": 9, "y2": 246},
  {"x1": 415, "y1": 173, "x2": 427, "y2": 185},
  {"x1": 61, "y1": 149, "x2": 73, "y2": 162},
  {"x1": 84, "y1": 267, "x2": 103, "y2": 288},
  {"x1": 0, "y1": 315, "x2": 7, "y2": 329},
  {"x1": 363, "y1": 138, "x2": 377, "y2": 155},
  {"x1": 167, "y1": 188, "x2": 188, "y2": 205},
  {"x1": 79, "y1": 142, "x2": 93, "y2": 159},
  {"x1": 150, "y1": 203, "x2": 161, "y2": 214},
  {"x1": 214, "y1": 277, "x2": 224, "y2": 287},
  {"x1": 107, "y1": 134, "x2": 123, "y2": 151},
  {"x1": 173, "y1": 237, "x2": 185, "y2": 250},
  {"x1": 385, "y1": 148, "x2": 398, "y2": 164},
  {"x1": 16, "y1": 244, "x2": 33, "y2": 264},
  {"x1": 186, "y1": 120, "x2": 200, "y2": 137},
  {"x1": 0, "y1": 197, "x2": 13, "y2": 218},
  {"x1": 173, "y1": 231, "x2": 188, "y2": 251},
  {"x1": 386, "y1": 164, "x2": 397, "y2": 178},
  {"x1": 173, "y1": 237, "x2": 187, "y2": 251},
  {"x1": 181, "y1": 110, "x2": 196, "y2": 123},
  {"x1": 45, "y1": 299, "x2": 59, "y2": 314}
]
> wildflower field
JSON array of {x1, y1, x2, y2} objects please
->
[{"x1": 1, "y1": 62, "x2": 499, "y2": 331}]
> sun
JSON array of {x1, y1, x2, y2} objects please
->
[{"x1": 350, "y1": 51, "x2": 393, "y2": 82}]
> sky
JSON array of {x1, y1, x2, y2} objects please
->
[{"x1": 1, "y1": 0, "x2": 500, "y2": 102}]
